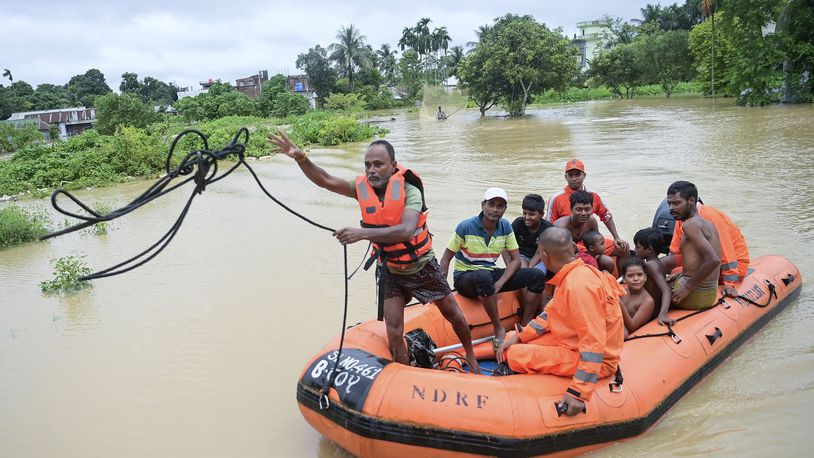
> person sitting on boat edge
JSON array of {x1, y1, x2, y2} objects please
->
[
  {"x1": 665, "y1": 181, "x2": 722, "y2": 310},
  {"x1": 439, "y1": 188, "x2": 547, "y2": 352},
  {"x1": 495, "y1": 227, "x2": 625, "y2": 417},
  {"x1": 545, "y1": 158, "x2": 629, "y2": 254},
  {"x1": 268, "y1": 132, "x2": 480, "y2": 374},
  {"x1": 553, "y1": 190, "x2": 599, "y2": 268},
  {"x1": 665, "y1": 201, "x2": 749, "y2": 298},
  {"x1": 511, "y1": 194, "x2": 553, "y2": 273},
  {"x1": 634, "y1": 227, "x2": 676, "y2": 326},
  {"x1": 619, "y1": 257, "x2": 655, "y2": 337}
]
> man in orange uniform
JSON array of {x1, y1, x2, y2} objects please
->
[
  {"x1": 496, "y1": 227, "x2": 625, "y2": 416},
  {"x1": 268, "y1": 131, "x2": 480, "y2": 373},
  {"x1": 667, "y1": 203, "x2": 749, "y2": 297},
  {"x1": 546, "y1": 159, "x2": 629, "y2": 254}
]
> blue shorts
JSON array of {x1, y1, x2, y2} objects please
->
[{"x1": 520, "y1": 254, "x2": 547, "y2": 275}]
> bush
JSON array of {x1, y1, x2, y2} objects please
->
[
  {"x1": 40, "y1": 253, "x2": 93, "y2": 293},
  {"x1": 0, "y1": 204, "x2": 51, "y2": 248},
  {"x1": 270, "y1": 92, "x2": 310, "y2": 117},
  {"x1": 290, "y1": 111, "x2": 388, "y2": 146},
  {"x1": 0, "y1": 123, "x2": 45, "y2": 154},
  {"x1": 95, "y1": 92, "x2": 157, "y2": 134},
  {"x1": 324, "y1": 93, "x2": 367, "y2": 112}
]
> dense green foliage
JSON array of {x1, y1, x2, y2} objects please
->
[
  {"x1": 40, "y1": 254, "x2": 93, "y2": 293},
  {"x1": 66, "y1": 69, "x2": 112, "y2": 107},
  {"x1": 119, "y1": 72, "x2": 179, "y2": 106},
  {"x1": 289, "y1": 111, "x2": 388, "y2": 146},
  {"x1": 460, "y1": 14, "x2": 579, "y2": 116},
  {"x1": 0, "y1": 123, "x2": 44, "y2": 154},
  {"x1": 324, "y1": 92, "x2": 367, "y2": 111},
  {"x1": 688, "y1": 13, "x2": 735, "y2": 96},
  {"x1": 296, "y1": 45, "x2": 338, "y2": 107},
  {"x1": 94, "y1": 93, "x2": 157, "y2": 134},
  {"x1": 534, "y1": 82, "x2": 702, "y2": 104},
  {"x1": 0, "y1": 204, "x2": 51, "y2": 248}
]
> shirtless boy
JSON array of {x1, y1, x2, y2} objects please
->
[
  {"x1": 583, "y1": 231, "x2": 616, "y2": 274},
  {"x1": 554, "y1": 190, "x2": 598, "y2": 245},
  {"x1": 633, "y1": 227, "x2": 675, "y2": 325},
  {"x1": 619, "y1": 257, "x2": 655, "y2": 336},
  {"x1": 666, "y1": 181, "x2": 722, "y2": 310}
]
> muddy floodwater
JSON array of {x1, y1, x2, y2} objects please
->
[{"x1": 2, "y1": 98, "x2": 813, "y2": 457}]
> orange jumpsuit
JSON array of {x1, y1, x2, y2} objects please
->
[
  {"x1": 670, "y1": 204, "x2": 750, "y2": 286},
  {"x1": 506, "y1": 259, "x2": 625, "y2": 401}
]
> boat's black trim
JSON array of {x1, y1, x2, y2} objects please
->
[{"x1": 296, "y1": 284, "x2": 800, "y2": 457}]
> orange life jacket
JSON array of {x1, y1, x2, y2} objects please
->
[{"x1": 355, "y1": 168, "x2": 432, "y2": 269}]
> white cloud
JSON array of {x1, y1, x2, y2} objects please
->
[{"x1": 3, "y1": 0, "x2": 649, "y2": 90}]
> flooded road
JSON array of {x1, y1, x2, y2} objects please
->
[{"x1": 1, "y1": 98, "x2": 812, "y2": 457}]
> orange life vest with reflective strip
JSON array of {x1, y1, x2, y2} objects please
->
[{"x1": 355, "y1": 168, "x2": 432, "y2": 268}]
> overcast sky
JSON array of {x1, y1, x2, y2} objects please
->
[{"x1": 4, "y1": 0, "x2": 653, "y2": 91}]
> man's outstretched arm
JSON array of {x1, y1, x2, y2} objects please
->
[{"x1": 268, "y1": 130, "x2": 351, "y2": 197}]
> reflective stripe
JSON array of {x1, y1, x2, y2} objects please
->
[
  {"x1": 390, "y1": 180, "x2": 401, "y2": 201},
  {"x1": 579, "y1": 351, "x2": 603, "y2": 363},
  {"x1": 722, "y1": 274, "x2": 741, "y2": 282},
  {"x1": 528, "y1": 320, "x2": 547, "y2": 335},
  {"x1": 537, "y1": 311, "x2": 548, "y2": 321},
  {"x1": 574, "y1": 369, "x2": 598, "y2": 384},
  {"x1": 357, "y1": 182, "x2": 369, "y2": 200},
  {"x1": 721, "y1": 260, "x2": 738, "y2": 270}
]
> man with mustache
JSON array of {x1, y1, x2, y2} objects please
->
[
  {"x1": 269, "y1": 132, "x2": 479, "y2": 373},
  {"x1": 665, "y1": 181, "x2": 722, "y2": 310}
]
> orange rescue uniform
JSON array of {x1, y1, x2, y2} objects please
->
[
  {"x1": 546, "y1": 186, "x2": 613, "y2": 224},
  {"x1": 506, "y1": 259, "x2": 625, "y2": 401},
  {"x1": 670, "y1": 204, "x2": 749, "y2": 286}
]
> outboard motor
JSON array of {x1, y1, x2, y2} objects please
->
[{"x1": 652, "y1": 198, "x2": 674, "y2": 254}]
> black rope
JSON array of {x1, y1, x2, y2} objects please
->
[
  {"x1": 625, "y1": 283, "x2": 777, "y2": 342},
  {"x1": 41, "y1": 127, "x2": 356, "y2": 408}
]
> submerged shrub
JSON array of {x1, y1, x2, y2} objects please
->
[
  {"x1": 0, "y1": 204, "x2": 51, "y2": 249},
  {"x1": 40, "y1": 253, "x2": 93, "y2": 293}
]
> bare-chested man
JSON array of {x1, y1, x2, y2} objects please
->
[
  {"x1": 666, "y1": 181, "x2": 722, "y2": 309},
  {"x1": 553, "y1": 190, "x2": 598, "y2": 245}
]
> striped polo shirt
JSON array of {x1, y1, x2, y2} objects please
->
[{"x1": 447, "y1": 212, "x2": 519, "y2": 277}]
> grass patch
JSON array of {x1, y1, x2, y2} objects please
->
[{"x1": 0, "y1": 204, "x2": 51, "y2": 249}]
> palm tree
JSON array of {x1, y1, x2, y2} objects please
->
[
  {"x1": 2, "y1": 68, "x2": 11, "y2": 82},
  {"x1": 701, "y1": 0, "x2": 716, "y2": 108},
  {"x1": 431, "y1": 26, "x2": 451, "y2": 82},
  {"x1": 398, "y1": 26, "x2": 416, "y2": 52},
  {"x1": 376, "y1": 44, "x2": 398, "y2": 85},
  {"x1": 467, "y1": 24, "x2": 493, "y2": 48},
  {"x1": 447, "y1": 46, "x2": 465, "y2": 78},
  {"x1": 329, "y1": 24, "x2": 371, "y2": 91}
]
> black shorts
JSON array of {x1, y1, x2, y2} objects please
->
[
  {"x1": 453, "y1": 268, "x2": 546, "y2": 298},
  {"x1": 380, "y1": 259, "x2": 452, "y2": 304}
]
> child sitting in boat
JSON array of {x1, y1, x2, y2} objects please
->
[
  {"x1": 633, "y1": 227, "x2": 676, "y2": 326},
  {"x1": 619, "y1": 257, "x2": 655, "y2": 336},
  {"x1": 583, "y1": 231, "x2": 617, "y2": 276}
]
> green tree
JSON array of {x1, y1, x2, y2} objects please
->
[
  {"x1": 120, "y1": 72, "x2": 140, "y2": 93},
  {"x1": 94, "y1": 92, "x2": 156, "y2": 134},
  {"x1": 719, "y1": 0, "x2": 786, "y2": 106},
  {"x1": 447, "y1": 45, "x2": 465, "y2": 78},
  {"x1": 640, "y1": 29, "x2": 695, "y2": 96},
  {"x1": 457, "y1": 49, "x2": 501, "y2": 116},
  {"x1": 175, "y1": 96, "x2": 205, "y2": 123},
  {"x1": 33, "y1": 83, "x2": 71, "y2": 110},
  {"x1": 397, "y1": 49, "x2": 423, "y2": 100},
  {"x1": 139, "y1": 76, "x2": 177, "y2": 105},
  {"x1": 590, "y1": 43, "x2": 646, "y2": 98},
  {"x1": 67, "y1": 69, "x2": 112, "y2": 107},
  {"x1": 215, "y1": 91, "x2": 258, "y2": 117},
  {"x1": 468, "y1": 14, "x2": 579, "y2": 116},
  {"x1": 270, "y1": 92, "x2": 310, "y2": 117},
  {"x1": 329, "y1": 24, "x2": 372, "y2": 91},
  {"x1": 689, "y1": 13, "x2": 734, "y2": 96},
  {"x1": 296, "y1": 45, "x2": 338, "y2": 106},
  {"x1": 256, "y1": 74, "x2": 288, "y2": 116},
  {"x1": 777, "y1": 0, "x2": 814, "y2": 102},
  {"x1": 375, "y1": 44, "x2": 398, "y2": 86}
]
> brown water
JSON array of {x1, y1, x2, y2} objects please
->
[{"x1": 2, "y1": 98, "x2": 813, "y2": 457}]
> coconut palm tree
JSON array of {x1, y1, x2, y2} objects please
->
[
  {"x1": 2, "y1": 68, "x2": 11, "y2": 82},
  {"x1": 701, "y1": 0, "x2": 716, "y2": 107},
  {"x1": 447, "y1": 46, "x2": 465, "y2": 78},
  {"x1": 329, "y1": 24, "x2": 372, "y2": 91},
  {"x1": 467, "y1": 24, "x2": 493, "y2": 48},
  {"x1": 376, "y1": 44, "x2": 398, "y2": 86}
]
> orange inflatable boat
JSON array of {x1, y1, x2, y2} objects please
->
[{"x1": 297, "y1": 255, "x2": 801, "y2": 457}]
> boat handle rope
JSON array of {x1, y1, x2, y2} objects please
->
[
  {"x1": 39, "y1": 127, "x2": 356, "y2": 411},
  {"x1": 624, "y1": 280, "x2": 778, "y2": 343}
]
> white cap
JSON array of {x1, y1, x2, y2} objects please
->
[{"x1": 482, "y1": 187, "x2": 509, "y2": 204}]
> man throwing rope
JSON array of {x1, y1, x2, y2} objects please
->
[{"x1": 269, "y1": 132, "x2": 480, "y2": 374}]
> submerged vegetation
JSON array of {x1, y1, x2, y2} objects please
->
[
  {"x1": 0, "y1": 204, "x2": 51, "y2": 248},
  {"x1": 40, "y1": 253, "x2": 93, "y2": 293}
]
